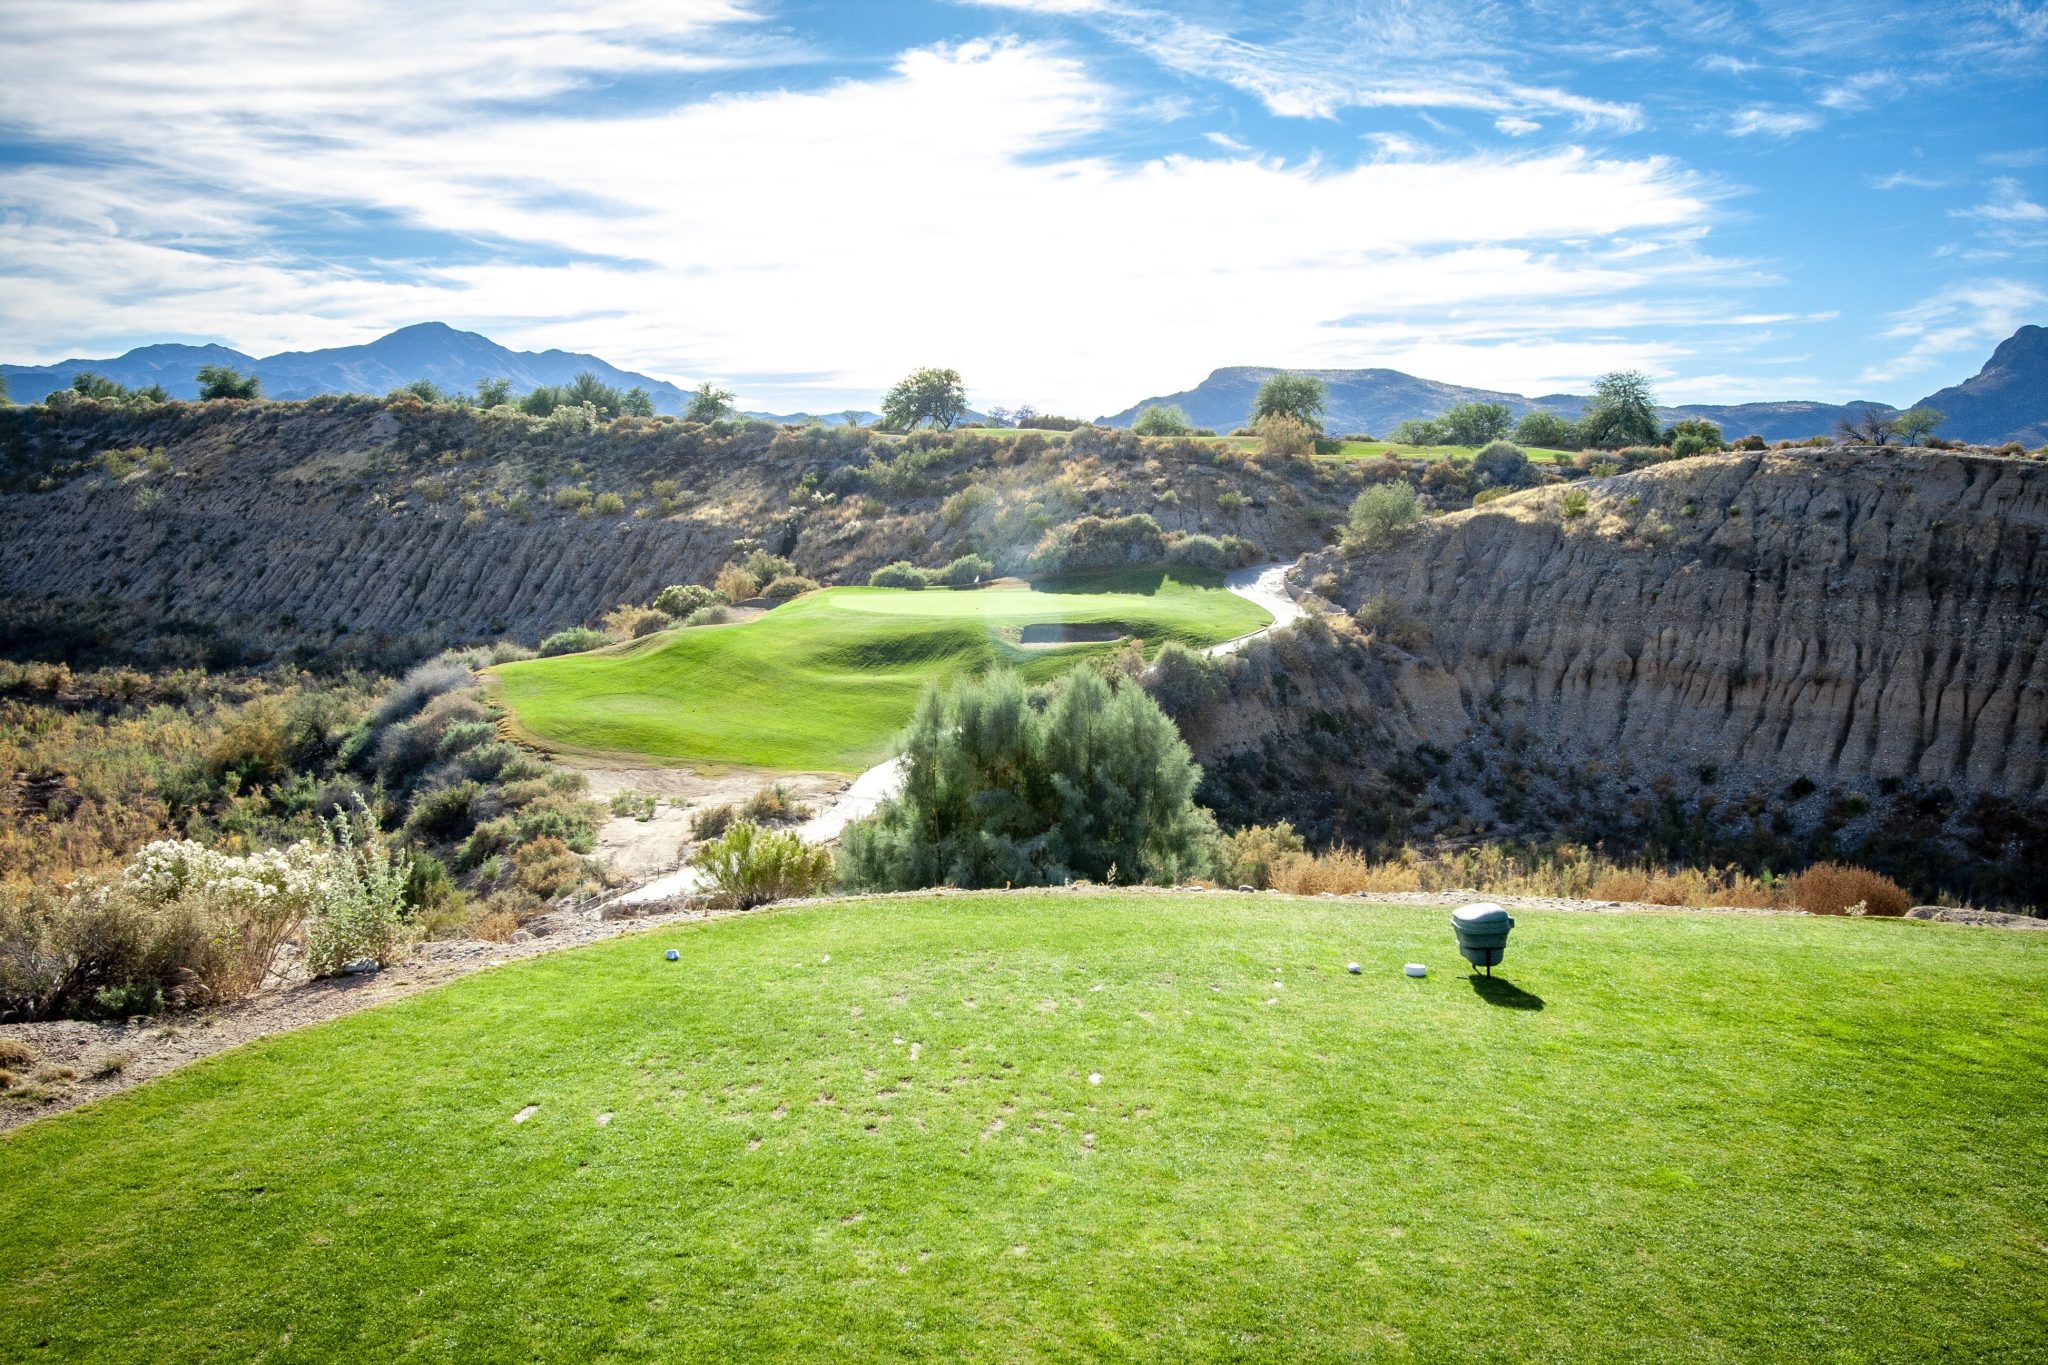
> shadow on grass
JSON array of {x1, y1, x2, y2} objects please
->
[
  {"x1": 1033, "y1": 563, "x2": 1222, "y2": 596},
  {"x1": 1469, "y1": 975, "x2": 1544, "y2": 1010}
]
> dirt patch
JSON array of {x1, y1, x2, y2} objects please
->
[{"x1": 579, "y1": 766, "x2": 844, "y2": 883}]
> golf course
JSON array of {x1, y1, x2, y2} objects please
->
[
  {"x1": 490, "y1": 567, "x2": 1270, "y2": 771},
  {"x1": 1, "y1": 892, "x2": 2040, "y2": 1363}
]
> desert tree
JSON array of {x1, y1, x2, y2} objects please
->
[
  {"x1": 474, "y1": 377, "x2": 513, "y2": 408},
  {"x1": 880, "y1": 367, "x2": 968, "y2": 431},
  {"x1": 1438, "y1": 401, "x2": 1513, "y2": 446},
  {"x1": 1346, "y1": 481, "x2": 1421, "y2": 548},
  {"x1": 1512, "y1": 410, "x2": 1578, "y2": 449},
  {"x1": 195, "y1": 364, "x2": 261, "y2": 400},
  {"x1": 685, "y1": 382, "x2": 737, "y2": 423},
  {"x1": 1891, "y1": 406, "x2": 1944, "y2": 445},
  {"x1": 1133, "y1": 403, "x2": 1192, "y2": 436},
  {"x1": 1249, "y1": 372, "x2": 1326, "y2": 431},
  {"x1": 1836, "y1": 408, "x2": 1898, "y2": 445},
  {"x1": 621, "y1": 386, "x2": 656, "y2": 418},
  {"x1": 1579, "y1": 369, "x2": 1658, "y2": 447}
]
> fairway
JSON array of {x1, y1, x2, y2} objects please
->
[
  {"x1": 1, "y1": 893, "x2": 2041, "y2": 1363},
  {"x1": 490, "y1": 568, "x2": 1269, "y2": 771}
]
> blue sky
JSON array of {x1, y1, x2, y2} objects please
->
[{"x1": 0, "y1": 0, "x2": 2042, "y2": 415}]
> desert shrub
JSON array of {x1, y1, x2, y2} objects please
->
[
  {"x1": 1419, "y1": 459, "x2": 1469, "y2": 498},
  {"x1": 1731, "y1": 434, "x2": 1767, "y2": 451},
  {"x1": 1145, "y1": 642, "x2": 1219, "y2": 721},
  {"x1": 457, "y1": 815, "x2": 520, "y2": 870},
  {"x1": 1216, "y1": 490, "x2": 1247, "y2": 514},
  {"x1": 870, "y1": 561, "x2": 931, "y2": 589},
  {"x1": 1133, "y1": 404, "x2": 1192, "y2": 436},
  {"x1": 691, "y1": 803, "x2": 738, "y2": 841},
  {"x1": 303, "y1": 805, "x2": 414, "y2": 976},
  {"x1": 840, "y1": 669, "x2": 1211, "y2": 890},
  {"x1": 1472, "y1": 439, "x2": 1532, "y2": 489},
  {"x1": 593, "y1": 491, "x2": 626, "y2": 515},
  {"x1": 653, "y1": 583, "x2": 729, "y2": 618},
  {"x1": 1030, "y1": 513, "x2": 1167, "y2": 573},
  {"x1": 372, "y1": 659, "x2": 472, "y2": 728},
  {"x1": 553, "y1": 485, "x2": 593, "y2": 512},
  {"x1": 405, "y1": 781, "x2": 482, "y2": 841},
  {"x1": 511, "y1": 836, "x2": 584, "y2": 900},
  {"x1": 941, "y1": 485, "x2": 992, "y2": 528},
  {"x1": 1786, "y1": 862, "x2": 1912, "y2": 917},
  {"x1": 1255, "y1": 413, "x2": 1316, "y2": 459},
  {"x1": 1267, "y1": 846, "x2": 1381, "y2": 896},
  {"x1": 683, "y1": 605, "x2": 730, "y2": 627},
  {"x1": 437, "y1": 718, "x2": 495, "y2": 757},
  {"x1": 1346, "y1": 482, "x2": 1421, "y2": 549},
  {"x1": 1559, "y1": 488, "x2": 1590, "y2": 519},
  {"x1": 1213, "y1": 822, "x2": 1306, "y2": 890},
  {"x1": 714, "y1": 563, "x2": 759, "y2": 600},
  {"x1": 1353, "y1": 595, "x2": 1429, "y2": 651},
  {"x1": 487, "y1": 640, "x2": 536, "y2": 664},
  {"x1": 938, "y1": 553, "x2": 994, "y2": 586},
  {"x1": 603, "y1": 604, "x2": 671, "y2": 638},
  {"x1": 740, "y1": 784, "x2": 813, "y2": 825},
  {"x1": 539, "y1": 627, "x2": 610, "y2": 657},
  {"x1": 761, "y1": 574, "x2": 820, "y2": 600},
  {"x1": 689, "y1": 823, "x2": 835, "y2": 909}
]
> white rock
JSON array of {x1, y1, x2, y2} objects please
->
[{"x1": 1404, "y1": 963, "x2": 1428, "y2": 978}]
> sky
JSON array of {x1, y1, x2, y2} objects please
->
[{"x1": 0, "y1": 1, "x2": 2043, "y2": 416}]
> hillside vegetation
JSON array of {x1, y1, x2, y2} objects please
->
[
  {"x1": 492, "y1": 569, "x2": 1267, "y2": 771},
  {"x1": 0, "y1": 892, "x2": 2040, "y2": 1362}
]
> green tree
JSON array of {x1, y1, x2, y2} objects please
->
[
  {"x1": 195, "y1": 364, "x2": 261, "y2": 400},
  {"x1": 1512, "y1": 410, "x2": 1577, "y2": 449},
  {"x1": 1249, "y1": 373, "x2": 1326, "y2": 431},
  {"x1": 880, "y1": 367, "x2": 967, "y2": 431},
  {"x1": 474, "y1": 377, "x2": 513, "y2": 408},
  {"x1": 1438, "y1": 401, "x2": 1513, "y2": 446},
  {"x1": 621, "y1": 386, "x2": 656, "y2": 418},
  {"x1": 684, "y1": 382, "x2": 736, "y2": 423},
  {"x1": 1892, "y1": 405, "x2": 1944, "y2": 444},
  {"x1": 1579, "y1": 370, "x2": 1658, "y2": 448},
  {"x1": 519, "y1": 384, "x2": 564, "y2": 417},
  {"x1": 1132, "y1": 403, "x2": 1192, "y2": 436},
  {"x1": 1390, "y1": 417, "x2": 1444, "y2": 447},
  {"x1": 1346, "y1": 481, "x2": 1421, "y2": 549},
  {"x1": 394, "y1": 379, "x2": 445, "y2": 403},
  {"x1": 1666, "y1": 417, "x2": 1723, "y2": 459},
  {"x1": 839, "y1": 669, "x2": 1211, "y2": 890},
  {"x1": 0, "y1": 372, "x2": 8, "y2": 405},
  {"x1": 566, "y1": 371, "x2": 623, "y2": 416}
]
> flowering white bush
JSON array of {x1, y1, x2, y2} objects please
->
[{"x1": 123, "y1": 838, "x2": 332, "y2": 999}]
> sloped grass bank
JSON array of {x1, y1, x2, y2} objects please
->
[
  {"x1": 1, "y1": 893, "x2": 2042, "y2": 1363},
  {"x1": 489, "y1": 568, "x2": 1267, "y2": 771}
]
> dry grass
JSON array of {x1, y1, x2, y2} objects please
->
[
  {"x1": 1785, "y1": 862, "x2": 1913, "y2": 917},
  {"x1": 0, "y1": 1037, "x2": 38, "y2": 1070},
  {"x1": 1252, "y1": 839, "x2": 1790, "y2": 908}
]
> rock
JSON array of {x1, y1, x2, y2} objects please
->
[
  {"x1": 342, "y1": 958, "x2": 378, "y2": 976},
  {"x1": 599, "y1": 903, "x2": 642, "y2": 921},
  {"x1": 509, "y1": 929, "x2": 534, "y2": 943},
  {"x1": 1238, "y1": 885, "x2": 1256, "y2": 893}
]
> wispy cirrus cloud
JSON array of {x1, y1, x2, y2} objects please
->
[{"x1": 1725, "y1": 106, "x2": 1823, "y2": 139}]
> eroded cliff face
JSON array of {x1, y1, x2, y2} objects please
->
[
  {"x1": 0, "y1": 401, "x2": 1346, "y2": 666},
  {"x1": 1179, "y1": 448, "x2": 2046, "y2": 900}
]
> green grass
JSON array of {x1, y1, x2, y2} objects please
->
[
  {"x1": 490, "y1": 568, "x2": 1269, "y2": 772},
  {"x1": 2, "y1": 893, "x2": 2041, "y2": 1363}
]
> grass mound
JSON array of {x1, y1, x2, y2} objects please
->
[
  {"x1": 1, "y1": 893, "x2": 2041, "y2": 1362},
  {"x1": 490, "y1": 567, "x2": 1269, "y2": 771}
]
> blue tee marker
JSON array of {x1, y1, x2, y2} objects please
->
[{"x1": 665, "y1": 949, "x2": 680, "y2": 961}]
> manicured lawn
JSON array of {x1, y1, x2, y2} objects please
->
[
  {"x1": 489, "y1": 568, "x2": 1268, "y2": 771},
  {"x1": 2, "y1": 893, "x2": 2042, "y2": 1363}
]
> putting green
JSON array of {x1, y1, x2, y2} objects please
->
[{"x1": 491, "y1": 567, "x2": 1269, "y2": 772}]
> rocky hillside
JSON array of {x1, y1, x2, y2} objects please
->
[
  {"x1": 1176, "y1": 447, "x2": 2046, "y2": 904},
  {"x1": 0, "y1": 397, "x2": 1353, "y2": 668}
]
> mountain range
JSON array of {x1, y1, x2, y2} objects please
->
[
  {"x1": 0, "y1": 322, "x2": 875, "y2": 426},
  {"x1": 1100, "y1": 325, "x2": 2048, "y2": 446},
  {"x1": 4, "y1": 322, "x2": 2042, "y2": 444}
]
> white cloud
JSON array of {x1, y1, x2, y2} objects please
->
[
  {"x1": 1872, "y1": 171, "x2": 1951, "y2": 189},
  {"x1": 1858, "y1": 278, "x2": 2048, "y2": 386},
  {"x1": 0, "y1": 5, "x2": 1755, "y2": 414},
  {"x1": 1725, "y1": 106, "x2": 1823, "y2": 138},
  {"x1": 1495, "y1": 116, "x2": 1542, "y2": 136},
  {"x1": 1949, "y1": 176, "x2": 2048, "y2": 248}
]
